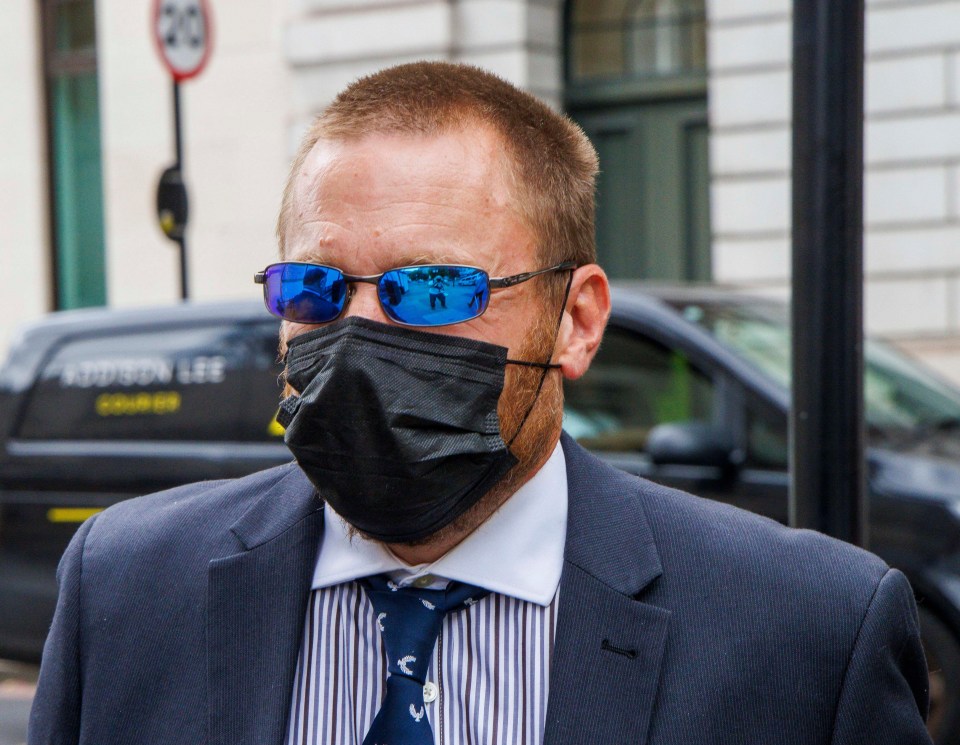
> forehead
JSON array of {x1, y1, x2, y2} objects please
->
[{"x1": 284, "y1": 126, "x2": 536, "y2": 270}]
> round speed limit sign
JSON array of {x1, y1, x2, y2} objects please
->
[{"x1": 153, "y1": 0, "x2": 212, "y2": 82}]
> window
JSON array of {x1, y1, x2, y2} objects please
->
[
  {"x1": 563, "y1": 328, "x2": 717, "y2": 452},
  {"x1": 17, "y1": 324, "x2": 276, "y2": 442},
  {"x1": 42, "y1": 0, "x2": 107, "y2": 309},
  {"x1": 567, "y1": 0, "x2": 707, "y2": 85}
]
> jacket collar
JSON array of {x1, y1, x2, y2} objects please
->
[
  {"x1": 544, "y1": 433, "x2": 670, "y2": 745},
  {"x1": 225, "y1": 435, "x2": 663, "y2": 592},
  {"x1": 228, "y1": 463, "x2": 322, "y2": 550},
  {"x1": 560, "y1": 431, "x2": 663, "y2": 595}
]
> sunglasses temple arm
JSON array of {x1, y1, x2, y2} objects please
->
[{"x1": 489, "y1": 261, "x2": 576, "y2": 289}]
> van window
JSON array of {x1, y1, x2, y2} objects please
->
[{"x1": 17, "y1": 323, "x2": 279, "y2": 441}]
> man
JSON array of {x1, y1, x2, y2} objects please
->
[
  {"x1": 30, "y1": 62, "x2": 930, "y2": 744},
  {"x1": 428, "y1": 274, "x2": 447, "y2": 309}
]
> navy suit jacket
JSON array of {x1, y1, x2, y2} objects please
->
[{"x1": 29, "y1": 434, "x2": 931, "y2": 744}]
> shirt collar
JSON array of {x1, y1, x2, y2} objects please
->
[{"x1": 310, "y1": 442, "x2": 567, "y2": 606}]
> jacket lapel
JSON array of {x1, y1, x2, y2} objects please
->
[
  {"x1": 543, "y1": 435, "x2": 671, "y2": 745},
  {"x1": 207, "y1": 465, "x2": 324, "y2": 745}
]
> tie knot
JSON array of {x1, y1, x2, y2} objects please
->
[
  {"x1": 361, "y1": 574, "x2": 487, "y2": 683},
  {"x1": 363, "y1": 574, "x2": 487, "y2": 615}
]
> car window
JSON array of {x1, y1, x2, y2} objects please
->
[
  {"x1": 563, "y1": 327, "x2": 716, "y2": 452},
  {"x1": 745, "y1": 399, "x2": 788, "y2": 469},
  {"x1": 16, "y1": 323, "x2": 272, "y2": 441},
  {"x1": 671, "y1": 299, "x2": 960, "y2": 438}
]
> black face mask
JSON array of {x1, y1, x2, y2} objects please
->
[{"x1": 277, "y1": 316, "x2": 557, "y2": 543}]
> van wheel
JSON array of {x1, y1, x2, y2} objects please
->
[{"x1": 921, "y1": 607, "x2": 960, "y2": 745}]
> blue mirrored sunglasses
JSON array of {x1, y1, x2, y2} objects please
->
[{"x1": 254, "y1": 261, "x2": 576, "y2": 327}]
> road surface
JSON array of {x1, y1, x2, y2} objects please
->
[{"x1": 0, "y1": 661, "x2": 35, "y2": 745}]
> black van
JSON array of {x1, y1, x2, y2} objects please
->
[
  {"x1": 3, "y1": 290, "x2": 960, "y2": 743},
  {"x1": 0, "y1": 302, "x2": 290, "y2": 663}
]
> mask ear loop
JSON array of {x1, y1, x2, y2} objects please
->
[{"x1": 505, "y1": 268, "x2": 575, "y2": 450}]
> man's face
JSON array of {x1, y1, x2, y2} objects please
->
[
  {"x1": 281, "y1": 125, "x2": 565, "y2": 545},
  {"x1": 282, "y1": 124, "x2": 547, "y2": 357}
]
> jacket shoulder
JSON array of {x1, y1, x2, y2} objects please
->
[
  {"x1": 562, "y1": 433, "x2": 888, "y2": 601},
  {"x1": 638, "y1": 475, "x2": 888, "y2": 594},
  {"x1": 80, "y1": 462, "x2": 311, "y2": 564},
  {"x1": 93, "y1": 461, "x2": 301, "y2": 525}
]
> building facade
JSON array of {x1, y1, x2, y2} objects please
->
[
  {"x1": 1, "y1": 0, "x2": 958, "y2": 381},
  {"x1": 709, "y1": 0, "x2": 960, "y2": 382}
]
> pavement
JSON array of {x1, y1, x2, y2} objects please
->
[{"x1": 0, "y1": 661, "x2": 36, "y2": 745}]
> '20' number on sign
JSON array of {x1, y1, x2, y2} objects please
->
[{"x1": 155, "y1": 0, "x2": 210, "y2": 80}]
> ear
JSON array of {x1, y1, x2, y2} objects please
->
[{"x1": 554, "y1": 264, "x2": 611, "y2": 380}]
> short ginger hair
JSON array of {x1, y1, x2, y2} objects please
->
[{"x1": 277, "y1": 62, "x2": 598, "y2": 278}]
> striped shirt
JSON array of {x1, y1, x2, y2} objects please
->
[
  {"x1": 286, "y1": 444, "x2": 568, "y2": 745},
  {"x1": 285, "y1": 582, "x2": 559, "y2": 745}
]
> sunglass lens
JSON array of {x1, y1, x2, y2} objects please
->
[
  {"x1": 264, "y1": 263, "x2": 346, "y2": 323},
  {"x1": 377, "y1": 267, "x2": 490, "y2": 326}
]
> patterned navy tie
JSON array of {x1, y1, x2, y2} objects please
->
[{"x1": 361, "y1": 574, "x2": 488, "y2": 745}]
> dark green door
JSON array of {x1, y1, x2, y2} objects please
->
[{"x1": 571, "y1": 98, "x2": 710, "y2": 281}]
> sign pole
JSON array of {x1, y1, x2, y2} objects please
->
[
  {"x1": 153, "y1": 0, "x2": 211, "y2": 303},
  {"x1": 172, "y1": 80, "x2": 188, "y2": 300}
]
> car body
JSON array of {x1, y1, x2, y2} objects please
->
[{"x1": 2, "y1": 286, "x2": 959, "y2": 741}]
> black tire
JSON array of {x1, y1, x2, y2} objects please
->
[{"x1": 920, "y1": 607, "x2": 960, "y2": 745}]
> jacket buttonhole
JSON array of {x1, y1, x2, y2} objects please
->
[{"x1": 601, "y1": 638, "x2": 638, "y2": 659}]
